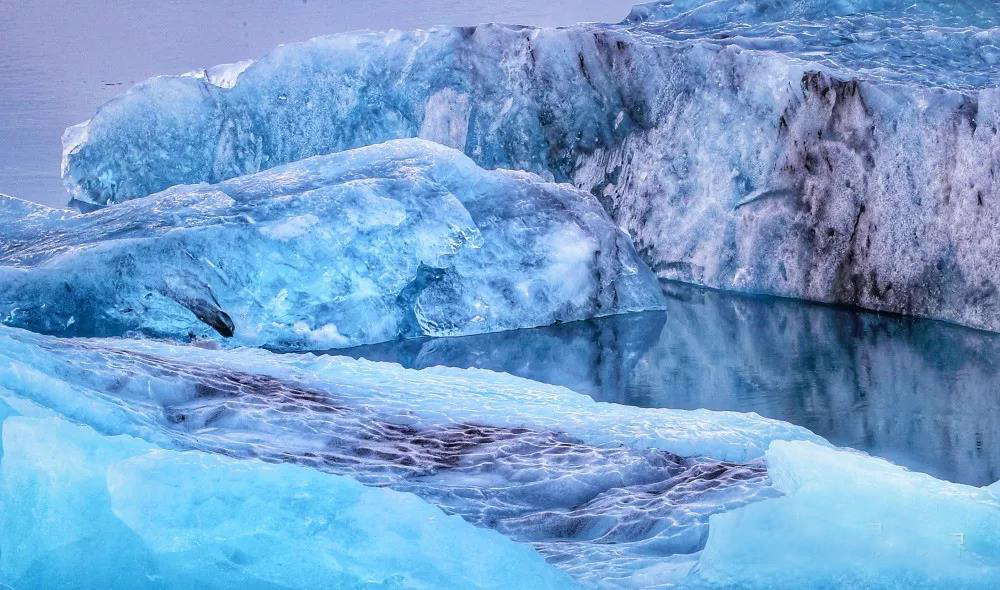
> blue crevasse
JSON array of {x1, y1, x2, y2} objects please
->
[
  {"x1": 59, "y1": 0, "x2": 1000, "y2": 332},
  {"x1": 2, "y1": 139, "x2": 664, "y2": 347}
]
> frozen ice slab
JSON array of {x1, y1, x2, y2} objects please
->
[
  {"x1": 0, "y1": 326, "x2": 820, "y2": 463},
  {"x1": 0, "y1": 415, "x2": 575, "y2": 590},
  {"x1": 60, "y1": 1, "x2": 1000, "y2": 332},
  {"x1": 690, "y1": 440, "x2": 1000, "y2": 588},
  {"x1": 2, "y1": 139, "x2": 664, "y2": 347},
  {"x1": 0, "y1": 325, "x2": 816, "y2": 587},
  {"x1": 2, "y1": 327, "x2": 998, "y2": 587}
]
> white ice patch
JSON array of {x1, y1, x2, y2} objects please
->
[
  {"x1": 292, "y1": 321, "x2": 350, "y2": 348},
  {"x1": 181, "y1": 59, "x2": 254, "y2": 89},
  {"x1": 418, "y1": 88, "x2": 471, "y2": 150},
  {"x1": 259, "y1": 213, "x2": 319, "y2": 240},
  {"x1": 544, "y1": 223, "x2": 599, "y2": 306},
  {"x1": 59, "y1": 120, "x2": 90, "y2": 180}
]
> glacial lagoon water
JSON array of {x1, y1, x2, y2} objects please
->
[{"x1": 336, "y1": 282, "x2": 1000, "y2": 487}]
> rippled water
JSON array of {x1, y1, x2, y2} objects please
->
[{"x1": 337, "y1": 281, "x2": 1000, "y2": 487}]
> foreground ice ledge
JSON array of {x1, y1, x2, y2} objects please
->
[
  {"x1": 1, "y1": 327, "x2": 998, "y2": 587},
  {"x1": 60, "y1": 1, "x2": 1000, "y2": 331},
  {"x1": 2, "y1": 139, "x2": 664, "y2": 347}
]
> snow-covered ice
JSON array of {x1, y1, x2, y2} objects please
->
[{"x1": 1, "y1": 139, "x2": 663, "y2": 348}]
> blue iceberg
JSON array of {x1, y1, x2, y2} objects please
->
[
  {"x1": 0, "y1": 325, "x2": 815, "y2": 587},
  {"x1": 0, "y1": 415, "x2": 576, "y2": 590},
  {"x1": 2, "y1": 139, "x2": 663, "y2": 348},
  {"x1": 3, "y1": 1, "x2": 999, "y2": 587},
  {"x1": 2, "y1": 326, "x2": 999, "y2": 587},
  {"x1": 59, "y1": 0, "x2": 1000, "y2": 332}
]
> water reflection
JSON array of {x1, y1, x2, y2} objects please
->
[{"x1": 332, "y1": 282, "x2": 1000, "y2": 486}]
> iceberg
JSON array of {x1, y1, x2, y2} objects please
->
[
  {"x1": 691, "y1": 441, "x2": 1000, "y2": 588},
  {"x1": 0, "y1": 324, "x2": 815, "y2": 587},
  {"x1": 59, "y1": 0, "x2": 1000, "y2": 331},
  {"x1": 0, "y1": 415, "x2": 576, "y2": 590},
  {"x1": 2, "y1": 139, "x2": 664, "y2": 347},
  {"x1": 1, "y1": 326, "x2": 998, "y2": 587}
]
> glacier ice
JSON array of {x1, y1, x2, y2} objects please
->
[
  {"x1": 0, "y1": 324, "x2": 815, "y2": 587},
  {"x1": 0, "y1": 415, "x2": 575, "y2": 590},
  {"x1": 691, "y1": 440, "x2": 1000, "y2": 588},
  {"x1": 59, "y1": 0, "x2": 1000, "y2": 331},
  {"x1": 1, "y1": 139, "x2": 664, "y2": 347},
  {"x1": 1, "y1": 325, "x2": 999, "y2": 587}
]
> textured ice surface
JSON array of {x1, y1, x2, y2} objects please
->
[
  {"x1": 0, "y1": 324, "x2": 815, "y2": 587},
  {"x1": 624, "y1": 0, "x2": 1000, "y2": 89},
  {"x1": 0, "y1": 415, "x2": 575, "y2": 590},
  {"x1": 60, "y1": 0, "x2": 1000, "y2": 331},
  {"x1": 2, "y1": 326, "x2": 998, "y2": 587},
  {"x1": 691, "y1": 441, "x2": 1000, "y2": 588},
  {"x1": 2, "y1": 139, "x2": 663, "y2": 347}
]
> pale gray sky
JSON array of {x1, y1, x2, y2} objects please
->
[{"x1": 0, "y1": 0, "x2": 638, "y2": 207}]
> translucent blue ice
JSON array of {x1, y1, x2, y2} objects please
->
[
  {"x1": 0, "y1": 415, "x2": 576, "y2": 590},
  {"x1": 691, "y1": 440, "x2": 1000, "y2": 588},
  {"x1": 58, "y1": 0, "x2": 1000, "y2": 332},
  {"x1": 2, "y1": 326, "x2": 998, "y2": 587},
  {"x1": 2, "y1": 139, "x2": 664, "y2": 347}
]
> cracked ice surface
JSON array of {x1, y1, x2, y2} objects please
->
[{"x1": 1, "y1": 139, "x2": 664, "y2": 347}]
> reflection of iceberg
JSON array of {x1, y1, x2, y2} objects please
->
[
  {"x1": 1, "y1": 139, "x2": 663, "y2": 348},
  {"x1": 339, "y1": 282, "x2": 1000, "y2": 486},
  {"x1": 2, "y1": 325, "x2": 999, "y2": 587},
  {"x1": 60, "y1": 0, "x2": 1000, "y2": 331}
]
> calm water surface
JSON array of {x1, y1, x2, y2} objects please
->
[{"x1": 337, "y1": 283, "x2": 1000, "y2": 487}]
